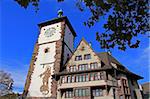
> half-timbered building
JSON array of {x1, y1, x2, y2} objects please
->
[{"x1": 23, "y1": 15, "x2": 143, "y2": 99}]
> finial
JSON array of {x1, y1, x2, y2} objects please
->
[
  {"x1": 57, "y1": 9, "x2": 63, "y2": 17},
  {"x1": 107, "y1": 49, "x2": 112, "y2": 55},
  {"x1": 89, "y1": 42, "x2": 92, "y2": 47}
]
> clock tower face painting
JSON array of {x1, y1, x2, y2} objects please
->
[
  {"x1": 38, "y1": 22, "x2": 62, "y2": 44},
  {"x1": 44, "y1": 27, "x2": 56, "y2": 37}
]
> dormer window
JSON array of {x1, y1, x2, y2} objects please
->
[
  {"x1": 75, "y1": 55, "x2": 82, "y2": 61},
  {"x1": 84, "y1": 54, "x2": 91, "y2": 60}
]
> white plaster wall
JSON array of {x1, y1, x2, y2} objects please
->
[
  {"x1": 38, "y1": 43, "x2": 56, "y2": 64},
  {"x1": 38, "y1": 22, "x2": 62, "y2": 44},
  {"x1": 28, "y1": 42, "x2": 56, "y2": 97}
]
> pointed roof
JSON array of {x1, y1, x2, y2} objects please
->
[
  {"x1": 96, "y1": 52, "x2": 122, "y2": 66},
  {"x1": 65, "y1": 37, "x2": 102, "y2": 67},
  {"x1": 96, "y1": 52, "x2": 143, "y2": 79}
]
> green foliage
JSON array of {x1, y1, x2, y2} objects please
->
[
  {"x1": 15, "y1": 0, "x2": 39, "y2": 12},
  {"x1": 14, "y1": 0, "x2": 149, "y2": 51},
  {"x1": 79, "y1": 0, "x2": 149, "y2": 51}
]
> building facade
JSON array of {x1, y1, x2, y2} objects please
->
[{"x1": 23, "y1": 16, "x2": 143, "y2": 99}]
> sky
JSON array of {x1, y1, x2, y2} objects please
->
[{"x1": 0, "y1": 0, "x2": 149, "y2": 93}]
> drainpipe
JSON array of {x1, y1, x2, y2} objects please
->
[{"x1": 113, "y1": 88, "x2": 116, "y2": 99}]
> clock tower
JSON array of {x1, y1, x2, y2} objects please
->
[{"x1": 23, "y1": 16, "x2": 76, "y2": 98}]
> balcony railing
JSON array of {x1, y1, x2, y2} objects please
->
[{"x1": 58, "y1": 80, "x2": 117, "y2": 89}]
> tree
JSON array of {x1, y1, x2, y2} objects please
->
[
  {"x1": 14, "y1": 0, "x2": 149, "y2": 51},
  {"x1": 0, "y1": 70, "x2": 14, "y2": 96}
]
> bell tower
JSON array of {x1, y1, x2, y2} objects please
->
[{"x1": 23, "y1": 15, "x2": 76, "y2": 98}]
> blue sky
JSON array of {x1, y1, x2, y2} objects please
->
[{"x1": 0, "y1": 0, "x2": 149, "y2": 93}]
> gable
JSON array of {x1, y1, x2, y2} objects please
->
[{"x1": 65, "y1": 38, "x2": 102, "y2": 69}]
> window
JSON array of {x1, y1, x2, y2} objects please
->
[
  {"x1": 78, "y1": 64, "x2": 88, "y2": 71},
  {"x1": 76, "y1": 75, "x2": 79, "y2": 82},
  {"x1": 73, "y1": 65, "x2": 76, "y2": 71},
  {"x1": 70, "y1": 65, "x2": 76, "y2": 72},
  {"x1": 83, "y1": 89, "x2": 86, "y2": 96},
  {"x1": 123, "y1": 79, "x2": 127, "y2": 86},
  {"x1": 85, "y1": 74, "x2": 89, "y2": 81},
  {"x1": 95, "y1": 89, "x2": 100, "y2": 96},
  {"x1": 98, "y1": 72, "x2": 104, "y2": 80},
  {"x1": 62, "y1": 77, "x2": 65, "y2": 83},
  {"x1": 64, "y1": 73, "x2": 103, "y2": 83},
  {"x1": 119, "y1": 95, "x2": 123, "y2": 99},
  {"x1": 79, "y1": 75, "x2": 85, "y2": 82},
  {"x1": 79, "y1": 75, "x2": 82, "y2": 82},
  {"x1": 75, "y1": 88, "x2": 89, "y2": 97},
  {"x1": 125, "y1": 96, "x2": 130, "y2": 99},
  {"x1": 131, "y1": 79, "x2": 134, "y2": 85},
  {"x1": 44, "y1": 48, "x2": 49, "y2": 53},
  {"x1": 84, "y1": 54, "x2": 91, "y2": 60},
  {"x1": 92, "y1": 89, "x2": 103, "y2": 97},
  {"x1": 121, "y1": 79, "x2": 129, "y2": 94},
  {"x1": 78, "y1": 65, "x2": 83, "y2": 71},
  {"x1": 69, "y1": 66, "x2": 72, "y2": 72},
  {"x1": 89, "y1": 73, "x2": 102, "y2": 81},
  {"x1": 84, "y1": 64, "x2": 88, "y2": 70},
  {"x1": 72, "y1": 76, "x2": 75, "y2": 83},
  {"x1": 90, "y1": 62, "x2": 98, "y2": 69},
  {"x1": 67, "y1": 76, "x2": 71, "y2": 83},
  {"x1": 65, "y1": 90, "x2": 73, "y2": 98},
  {"x1": 90, "y1": 73, "x2": 95, "y2": 81},
  {"x1": 124, "y1": 87, "x2": 129, "y2": 94},
  {"x1": 82, "y1": 75, "x2": 86, "y2": 82},
  {"x1": 79, "y1": 89, "x2": 82, "y2": 96},
  {"x1": 94, "y1": 73, "x2": 98, "y2": 80},
  {"x1": 75, "y1": 89, "x2": 79, "y2": 96},
  {"x1": 85, "y1": 88, "x2": 90, "y2": 96},
  {"x1": 75, "y1": 55, "x2": 82, "y2": 61}
]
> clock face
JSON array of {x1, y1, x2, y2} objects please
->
[{"x1": 44, "y1": 27, "x2": 56, "y2": 37}]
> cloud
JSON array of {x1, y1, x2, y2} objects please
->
[
  {"x1": 0, "y1": 58, "x2": 29, "y2": 93},
  {"x1": 132, "y1": 46, "x2": 150, "y2": 84},
  {"x1": 140, "y1": 46, "x2": 150, "y2": 60},
  {"x1": 133, "y1": 46, "x2": 150, "y2": 66}
]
